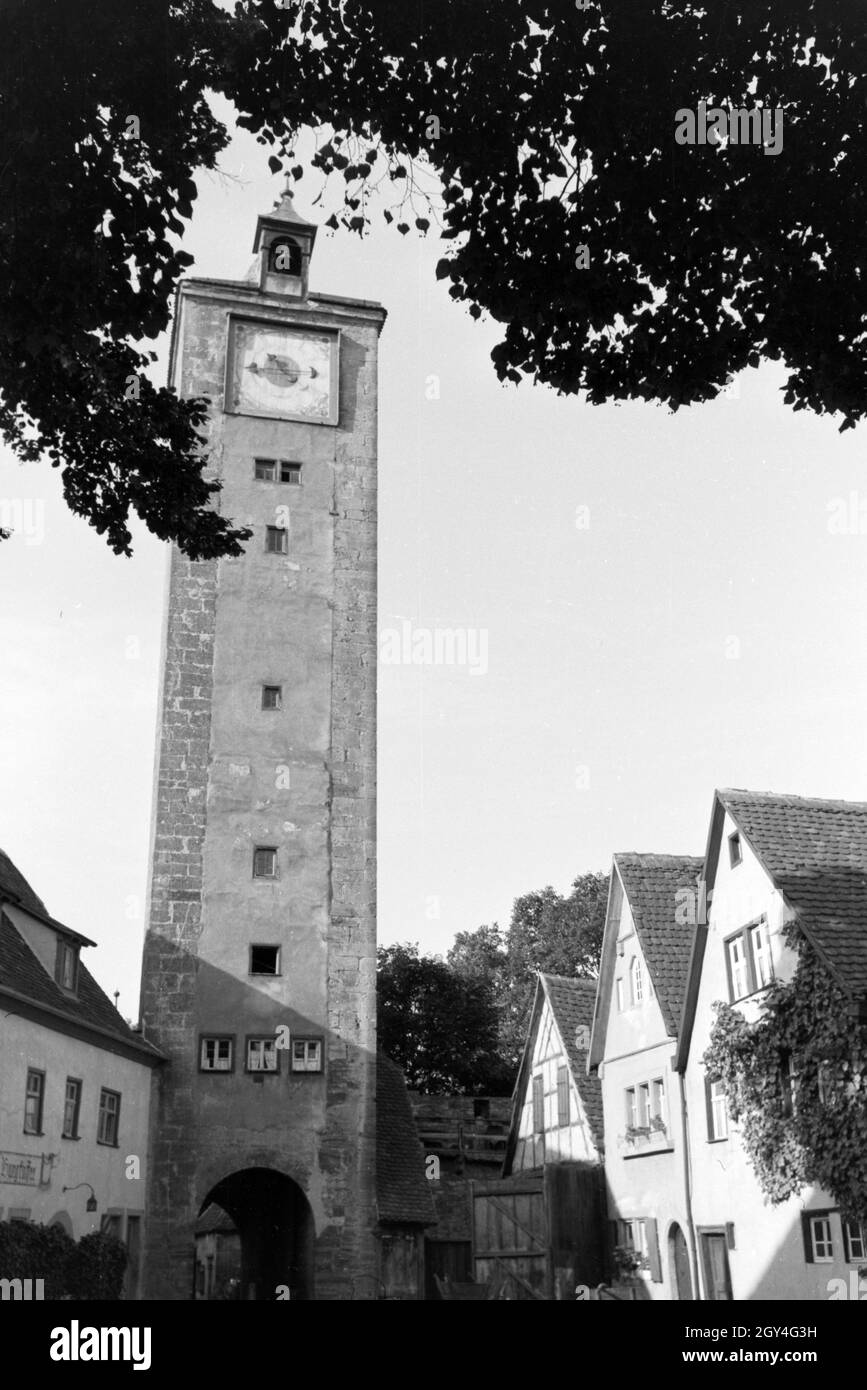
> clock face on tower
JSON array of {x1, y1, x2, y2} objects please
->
[{"x1": 227, "y1": 320, "x2": 338, "y2": 423}]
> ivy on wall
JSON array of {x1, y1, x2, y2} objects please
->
[{"x1": 703, "y1": 922, "x2": 867, "y2": 1220}]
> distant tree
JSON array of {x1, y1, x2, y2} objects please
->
[
  {"x1": 3, "y1": 2, "x2": 866, "y2": 554},
  {"x1": 377, "y1": 942, "x2": 512, "y2": 1094},
  {"x1": 448, "y1": 870, "x2": 608, "y2": 1070}
]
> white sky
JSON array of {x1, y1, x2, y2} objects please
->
[{"x1": 2, "y1": 111, "x2": 866, "y2": 1016}]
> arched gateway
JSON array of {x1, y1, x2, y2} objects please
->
[{"x1": 200, "y1": 1169, "x2": 314, "y2": 1301}]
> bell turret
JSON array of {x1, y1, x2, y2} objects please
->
[{"x1": 252, "y1": 180, "x2": 317, "y2": 299}]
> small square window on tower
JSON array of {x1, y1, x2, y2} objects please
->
[
  {"x1": 265, "y1": 526, "x2": 288, "y2": 554},
  {"x1": 291, "y1": 1037, "x2": 323, "y2": 1073},
  {"x1": 261, "y1": 685, "x2": 282, "y2": 710},
  {"x1": 252, "y1": 847, "x2": 277, "y2": 879},
  {"x1": 249, "y1": 944, "x2": 280, "y2": 975},
  {"x1": 728, "y1": 831, "x2": 742, "y2": 867},
  {"x1": 254, "y1": 458, "x2": 277, "y2": 481}
]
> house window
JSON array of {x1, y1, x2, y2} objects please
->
[
  {"x1": 725, "y1": 919, "x2": 773, "y2": 1001},
  {"x1": 728, "y1": 831, "x2": 742, "y2": 867},
  {"x1": 24, "y1": 1069, "x2": 44, "y2": 1135},
  {"x1": 62, "y1": 1078, "x2": 82, "y2": 1138},
  {"x1": 532, "y1": 1074, "x2": 545, "y2": 1133},
  {"x1": 246, "y1": 1037, "x2": 279, "y2": 1073},
  {"x1": 638, "y1": 1081, "x2": 651, "y2": 1127},
  {"x1": 615, "y1": 978, "x2": 624, "y2": 1011},
  {"x1": 817, "y1": 1061, "x2": 833, "y2": 1108},
  {"x1": 97, "y1": 1088, "x2": 121, "y2": 1146},
  {"x1": 777, "y1": 1052, "x2": 795, "y2": 1118},
  {"x1": 749, "y1": 920, "x2": 773, "y2": 988},
  {"x1": 557, "y1": 1066, "x2": 570, "y2": 1127},
  {"x1": 844, "y1": 1219, "x2": 866, "y2": 1263},
  {"x1": 808, "y1": 1215, "x2": 834, "y2": 1262},
  {"x1": 255, "y1": 458, "x2": 277, "y2": 481},
  {"x1": 706, "y1": 1077, "x2": 728, "y2": 1141},
  {"x1": 291, "y1": 1038, "x2": 323, "y2": 1073},
  {"x1": 726, "y1": 934, "x2": 749, "y2": 1001},
  {"x1": 261, "y1": 685, "x2": 282, "y2": 710},
  {"x1": 101, "y1": 1213, "x2": 122, "y2": 1240},
  {"x1": 55, "y1": 938, "x2": 79, "y2": 992},
  {"x1": 619, "y1": 1218, "x2": 649, "y2": 1266},
  {"x1": 253, "y1": 847, "x2": 277, "y2": 879},
  {"x1": 651, "y1": 1078, "x2": 666, "y2": 1131},
  {"x1": 279, "y1": 461, "x2": 301, "y2": 484},
  {"x1": 200, "y1": 1037, "x2": 233, "y2": 1073},
  {"x1": 249, "y1": 945, "x2": 280, "y2": 975},
  {"x1": 626, "y1": 1087, "x2": 639, "y2": 1130},
  {"x1": 265, "y1": 526, "x2": 288, "y2": 554},
  {"x1": 630, "y1": 957, "x2": 643, "y2": 1005}
]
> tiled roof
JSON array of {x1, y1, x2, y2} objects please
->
[
  {"x1": 719, "y1": 788, "x2": 867, "y2": 998},
  {"x1": 614, "y1": 853, "x2": 704, "y2": 1035},
  {"x1": 195, "y1": 1204, "x2": 237, "y2": 1236},
  {"x1": 376, "y1": 1054, "x2": 437, "y2": 1227},
  {"x1": 0, "y1": 908, "x2": 162, "y2": 1061},
  {"x1": 540, "y1": 974, "x2": 604, "y2": 1151},
  {"x1": 0, "y1": 849, "x2": 48, "y2": 917}
]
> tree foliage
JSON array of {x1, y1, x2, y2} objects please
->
[
  {"x1": 703, "y1": 924, "x2": 867, "y2": 1220},
  {"x1": 376, "y1": 942, "x2": 512, "y2": 1094},
  {"x1": 3, "y1": 1, "x2": 867, "y2": 553},
  {"x1": 449, "y1": 870, "x2": 608, "y2": 1070}
]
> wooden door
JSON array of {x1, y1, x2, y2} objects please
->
[
  {"x1": 669, "y1": 1222, "x2": 692, "y2": 1300},
  {"x1": 701, "y1": 1232, "x2": 732, "y2": 1301}
]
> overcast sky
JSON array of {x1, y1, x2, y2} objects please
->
[{"x1": 2, "y1": 107, "x2": 866, "y2": 1015}]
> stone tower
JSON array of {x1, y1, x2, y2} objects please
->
[{"x1": 139, "y1": 190, "x2": 384, "y2": 1300}]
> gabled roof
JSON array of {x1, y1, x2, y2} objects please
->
[
  {"x1": 0, "y1": 898, "x2": 162, "y2": 1065},
  {"x1": 614, "y1": 853, "x2": 704, "y2": 1035},
  {"x1": 376, "y1": 1054, "x2": 438, "y2": 1227},
  {"x1": 195, "y1": 1204, "x2": 237, "y2": 1237},
  {"x1": 504, "y1": 973, "x2": 604, "y2": 1173},
  {"x1": 708, "y1": 788, "x2": 867, "y2": 999},
  {"x1": 0, "y1": 848, "x2": 48, "y2": 918}
]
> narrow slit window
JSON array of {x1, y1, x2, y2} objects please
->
[{"x1": 728, "y1": 832, "x2": 743, "y2": 867}]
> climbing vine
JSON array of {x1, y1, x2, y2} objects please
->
[{"x1": 703, "y1": 922, "x2": 867, "y2": 1220}]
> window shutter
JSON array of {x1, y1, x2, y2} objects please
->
[
  {"x1": 800, "y1": 1212, "x2": 814, "y2": 1263},
  {"x1": 704, "y1": 1075, "x2": 715, "y2": 1139},
  {"x1": 646, "y1": 1218, "x2": 662, "y2": 1282},
  {"x1": 842, "y1": 1221, "x2": 852, "y2": 1264},
  {"x1": 725, "y1": 1222, "x2": 736, "y2": 1251}
]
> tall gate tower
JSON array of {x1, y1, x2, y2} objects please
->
[{"x1": 139, "y1": 191, "x2": 384, "y2": 1300}]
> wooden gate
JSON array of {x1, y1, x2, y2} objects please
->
[
  {"x1": 471, "y1": 1176, "x2": 550, "y2": 1299},
  {"x1": 471, "y1": 1165, "x2": 607, "y2": 1301}
]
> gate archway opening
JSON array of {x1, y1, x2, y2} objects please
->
[{"x1": 198, "y1": 1167, "x2": 315, "y2": 1301}]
